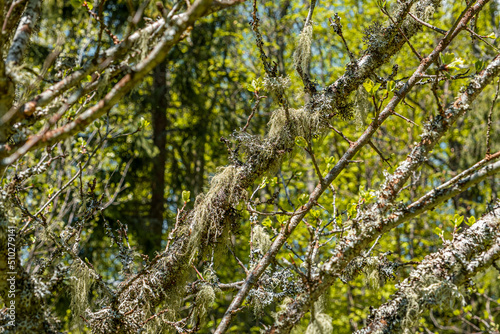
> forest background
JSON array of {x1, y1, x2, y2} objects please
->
[{"x1": 0, "y1": 0, "x2": 500, "y2": 333}]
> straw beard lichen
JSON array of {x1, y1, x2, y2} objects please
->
[
  {"x1": 400, "y1": 275, "x2": 465, "y2": 332},
  {"x1": 268, "y1": 107, "x2": 323, "y2": 145},
  {"x1": 263, "y1": 75, "x2": 292, "y2": 95},
  {"x1": 234, "y1": 105, "x2": 327, "y2": 179},
  {"x1": 252, "y1": 224, "x2": 271, "y2": 254},
  {"x1": 293, "y1": 24, "x2": 313, "y2": 74},
  {"x1": 305, "y1": 294, "x2": 333, "y2": 334},
  {"x1": 354, "y1": 85, "x2": 370, "y2": 130},
  {"x1": 69, "y1": 262, "x2": 93, "y2": 326},
  {"x1": 190, "y1": 165, "x2": 244, "y2": 258},
  {"x1": 190, "y1": 284, "x2": 216, "y2": 326}
]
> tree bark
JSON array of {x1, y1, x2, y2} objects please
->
[{"x1": 147, "y1": 60, "x2": 169, "y2": 254}]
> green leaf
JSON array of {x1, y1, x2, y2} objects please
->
[
  {"x1": 247, "y1": 78, "x2": 263, "y2": 92},
  {"x1": 486, "y1": 32, "x2": 496, "y2": 39},
  {"x1": 270, "y1": 177, "x2": 278, "y2": 187},
  {"x1": 310, "y1": 210, "x2": 320, "y2": 219},
  {"x1": 295, "y1": 136, "x2": 307, "y2": 148},
  {"x1": 373, "y1": 83, "x2": 381, "y2": 93},
  {"x1": 298, "y1": 193, "x2": 309, "y2": 205},
  {"x1": 140, "y1": 116, "x2": 150, "y2": 129},
  {"x1": 447, "y1": 57, "x2": 465, "y2": 71},
  {"x1": 336, "y1": 215, "x2": 343, "y2": 226},
  {"x1": 262, "y1": 218, "x2": 272, "y2": 227},
  {"x1": 434, "y1": 227, "x2": 442, "y2": 236},
  {"x1": 363, "y1": 79, "x2": 374, "y2": 94},
  {"x1": 475, "y1": 60, "x2": 485, "y2": 72},
  {"x1": 441, "y1": 52, "x2": 455, "y2": 65},
  {"x1": 182, "y1": 190, "x2": 191, "y2": 203},
  {"x1": 466, "y1": 216, "x2": 476, "y2": 226},
  {"x1": 277, "y1": 215, "x2": 287, "y2": 223},
  {"x1": 347, "y1": 203, "x2": 357, "y2": 218},
  {"x1": 259, "y1": 176, "x2": 268, "y2": 189},
  {"x1": 454, "y1": 214, "x2": 464, "y2": 226},
  {"x1": 387, "y1": 80, "x2": 395, "y2": 92}
]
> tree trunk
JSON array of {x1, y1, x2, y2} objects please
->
[{"x1": 148, "y1": 60, "x2": 168, "y2": 254}]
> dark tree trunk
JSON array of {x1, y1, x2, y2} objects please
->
[{"x1": 147, "y1": 60, "x2": 168, "y2": 254}]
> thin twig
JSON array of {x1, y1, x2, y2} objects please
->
[
  {"x1": 465, "y1": 27, "x2": 500, "y2": 53},
  {"x1": 407, "y1": 11, "x2": 447, "y2": 35},
  {"x1": 329, "y1": 14, "x2": 355, "y2": 63},
  {"x1": 368, "y1": 140, "x2": 392, "y2": 167},
  {"x1": 304, "y1": 0, "x2": 317, "y2": 27},
  {"x1": 242, "y1": 93, "x2": 265, "y2": 132},
  {"x1": 486, "y1": 78, "x2": 500, "y2": 156}
]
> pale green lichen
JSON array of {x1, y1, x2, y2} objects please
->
[
  {"x1": 263, "y1": 75, "x2": 291, "y2": 94},
  {"x1": 354, "y1": 85, "x2": 370, "y2": 130},
  {"x1": 293, "y1": 24, "x2": 313, "y2": 74},
  {"x1": 363, "y1": 257, "x2": 382, "y2": 290},
  {"x1": 191, "y1": 284, "x2": 216, "y2": 325},
  {"x1": 69, "y1": 262, "x2": 93, "y2": 325},
  {"x1": 305, "y1": 294, "x2": 333, "y2": 334},
  {"x1": 268, "y1": 107, "x2": 323, "y2": 145},
  {"x1": 252, "y1": 225, "x2": 271, "y2": 253},
  {"x1": 400, "y1": 275, "x2": 465, "y2": 331},
  {"x1": 189, "y1": 165, "x2": 243, "y2": 258}
]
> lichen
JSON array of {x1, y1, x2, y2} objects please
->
[
  {"x1": 192, "y1": 284, "x2": 216, "y2": 324},
  {"x1": 268, "y1": 107, "x2": 323, "y2": 145},
  {"x1": 400, "y1": 275, "x2": 465, "y2": 331},
  {"x1": 263, "y1": 75, "x2": 291, "y2": 94},
  {"x1": 252, "y1": 225, "x2": 271, "y2": 253},
  {"x1": 354, "y1": 85, "x2": 370, "y2": 130},
  {"x1": 190, "y1": 165, "x2": 242, "y2": 252},
  {"x1": 305, "y1": 294, "x2": 333, "y2": 334},
  {"x1": 69, "y1": 262, "x2": 93, "y2": 325},
  {"x1": 293, "y1": 24, "x2": 313, "y2": 74}
]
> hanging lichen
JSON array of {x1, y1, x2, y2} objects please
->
[
  {"x1": 189, "y1": 165, "x2": 243, "y2": 256},
  {"x1": 305, "y1": 294, "x2": 333, "y2": 334},
  {"x1": 69, "y1": 262, "x2": 93, "y2": 325},
  {"x1": 293, "y1": 24, "x2": 313, "y2": 74},
  {"x1": 354, "y1": 85, "x2": 370, "y2": 131},
  {"x1": 400, "y1": 275, "x2": 465, "y2": 332},
  {"x1": 190, "y1": 284, "x2": 216, "y2": 325},
  {"x1": 252, "y1": 225, "x2": 271, "y2": 253}
]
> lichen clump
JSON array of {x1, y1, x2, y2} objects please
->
[
  {"x1": 69, "y1": 262, "x2": 93, "y2": 324},
  {"x1": 268, "y1": 107, "x2": 323, "y2": 146},
  {"x1": 252, "y1": 224, "x2": 271, "y2": 253},
  {"x1": 191, "y1": 284, "x2": 216, "y2": 325},
  {"x1": 190, "y1": 165, "x2": 243, "y2": 254},
  {"x1": 305, "y1": 295, "x2": 333, "y2": 334},
  {"x1": 293, "y1": 24, "x2": 313, "y2": 74},
  {"x1": 400, "y1": 275, "x2": 465, "y2": 331}
]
